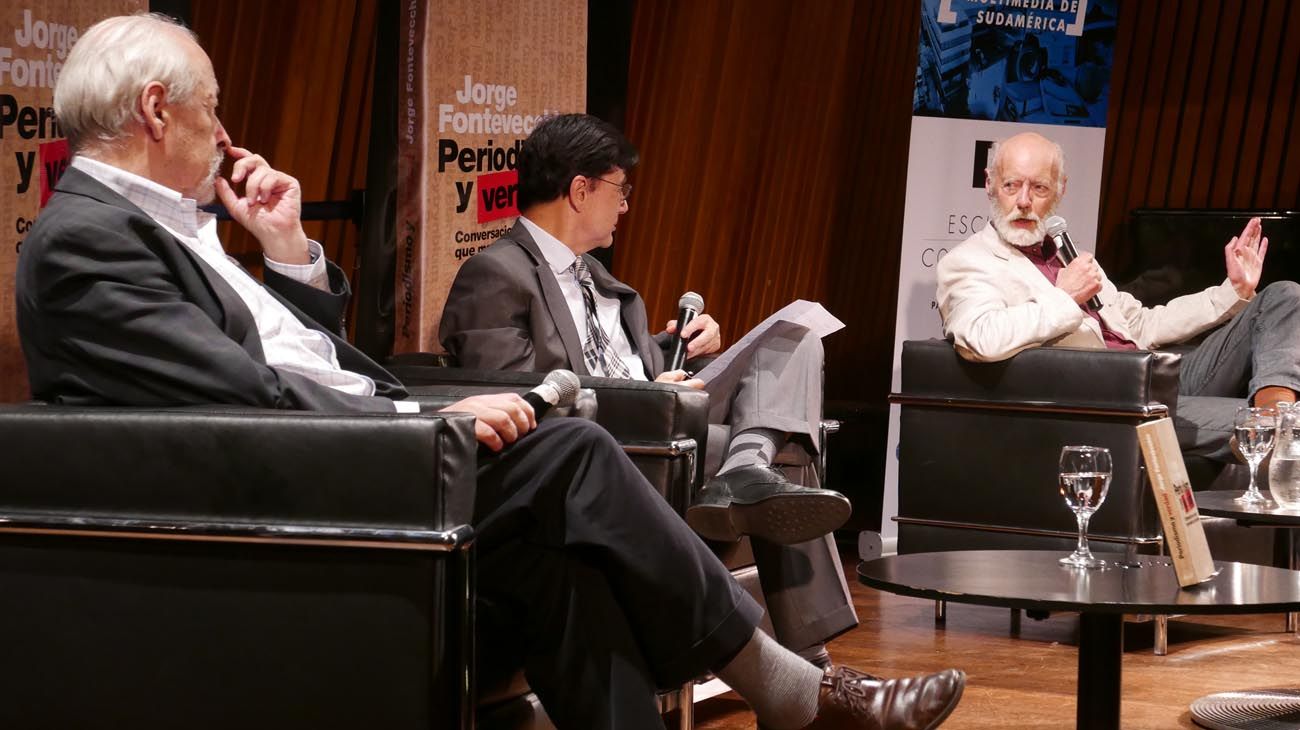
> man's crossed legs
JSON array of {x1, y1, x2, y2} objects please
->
[{"x1": 473, "y1": 418, "x2": 964, "y2": 730}]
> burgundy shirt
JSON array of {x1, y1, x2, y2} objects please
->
[{"x1": 1019, "y1": 239, "x2": 1137, "y2": 351}]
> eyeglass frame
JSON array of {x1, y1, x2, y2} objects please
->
[{"x1": 589, "y1": 175, "x2": 632, "y2": 200}]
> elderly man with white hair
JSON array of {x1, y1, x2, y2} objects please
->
[
  {"x1": 936, "y1": 131, "x2": 1300, "y2": 462},
  {"x1": 15, "y1": 13, "x2": 966, "y2": 730}
]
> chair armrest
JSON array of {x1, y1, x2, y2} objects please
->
[
  {"x1": 389, "y1": 365, "x2": 708, "y2": 455},
  {"x1": 389, "y1": 363, "x2": 711, "y2": 499},
  {"x1": 898, "y1": 339, "x2": 1180, "y2": 416},
  {"x1": 405, "y1": 384, "x2": 599, "y2": 421},
  {"x1": 0, "y1": 404, "x2": 479, "y2": 531}
]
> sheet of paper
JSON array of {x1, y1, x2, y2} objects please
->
[{"x1": 692, "y1": 300, "x2": 845, "y2": 385}]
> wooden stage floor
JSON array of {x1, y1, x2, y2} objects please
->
[{"x1": 690, "y1": 554, "x2": 1300, "y2": 729}]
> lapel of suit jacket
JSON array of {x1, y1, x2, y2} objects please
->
[
  {"x1": 56, "y1": 168, "x2": 266, "y2": 357},
  {"x1": 978, "y1": 225, "x2": 1103, "y2": 342},
  {"x1": 506, "y1": 221, "x2": 591, "y2": 374}
]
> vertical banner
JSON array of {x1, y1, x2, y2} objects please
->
[
  {"x1": 0, "y1": 0, "x2": 143, "y2": 402},
  {"x1": 395, "y1": 0, "x2": 586, "y2": 353},
  {"x1": 882, "y1": 0, "x2": 1118, "y2": 549}
]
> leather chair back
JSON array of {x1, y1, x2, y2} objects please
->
[
  {"x1": 895, "y1": 340, "x2": 1179, "y2": 554},
  {"x1": 0, "y1": 404, "x2": 479, "y2": 729}
]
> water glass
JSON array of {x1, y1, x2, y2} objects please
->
[
  {"x1": 1059, "y1": 445, "x2": 1112, "y2": 569},
  {"x1": 1234, "y1": 406, "x2": 1276, "y2": 505},
  {"x1": 1269, "y1": 402, "x2": 1300, "y2": 509}
]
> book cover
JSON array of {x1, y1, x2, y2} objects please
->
[{"x1": 1136, "y1": 418, "x2": 1217, "y2": 587}]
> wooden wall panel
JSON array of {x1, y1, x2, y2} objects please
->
[
  {"x1": 1098, "y1": 0, "x2": 1300, "y2": 276},
  {"x1": 190, "y1": 0, "x2": 376, "y2": 300},
  {"x1": 619, "y1": 0, "x2": 919, "y2": 402}
]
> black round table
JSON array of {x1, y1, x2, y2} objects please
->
[
  {"x1": 1196, "y1": 490, "x2": 1300, "y2": 527},
  {"x1": 1196, "y1": 489, "x2": 1300, "y2": 630},
  {"x1": 858, "y1": 550, "x2": 1300, "y2": 730},
  {"x1": 1184, "y1": 492, "x2": 1300, "y2": 729}
]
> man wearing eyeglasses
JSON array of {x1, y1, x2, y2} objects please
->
[
  {"x1": 937, "y1": 131, "x2": 1300, "y2": 461},
  {"x1": 440, "y1": 113, "x2": 861, "y2": 666}
]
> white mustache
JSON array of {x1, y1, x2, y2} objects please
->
[{"x1": 208, "y1": 150, "x2": 224, "y2": 180}]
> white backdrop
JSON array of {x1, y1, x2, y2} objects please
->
[{"x1": 880, "y1": 120, "x2": 1108, "y2": 552}]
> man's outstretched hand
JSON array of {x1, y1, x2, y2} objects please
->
[
  {"x1": 1225, "y1": 216, "x2": 1268, "y2": 300},
  {"x1": 214, "y1": 145, "x2": 310, "y2": 264},
  {"x1": 441, "y1": 393, "x2": 537, "y2": 452}
]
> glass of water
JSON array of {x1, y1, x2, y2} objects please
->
[
  {"x1": 1234, "y1": 406, "x2": 1276, "y2": 505},
  {"x1": 1059, "y1": 445, "x2": 1112, "y2": 569}
]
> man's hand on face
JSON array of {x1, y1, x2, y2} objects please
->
[
  {"x1": 653, "y1": 369, "x2": 705, "y2": 390},
  {"x1": 1056, "y1": 252, "x2": 1104, "y2": 305},
  {"x1": 1225, "y1": 216, "x2": 1268, "y2": 300},
  {"x1": 440, "y1": 393, "x2": 537, "y2": 452},
  {"x1": 665, "y1": 313, "x2": 722, "y2": 358},
  {"x1": 214, "y1": 145, "x2": 311, "y2": 264}
]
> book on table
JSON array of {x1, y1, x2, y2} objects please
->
[{"x1": 1136, "y1": 417, "x2": 1217, "y2": 587}]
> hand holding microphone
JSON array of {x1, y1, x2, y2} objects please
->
[
  {"x1": 668, "y1": 292, "x2": 704, "y2": 372},
  {"x1": 444, "y1": 369, "x2": 579, "y2": 452},
  {"x1": 1045, "y1": 216, "x2": 1103, "y2": 311}
]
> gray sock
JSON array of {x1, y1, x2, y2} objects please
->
[
  {"x1": 714, "y1": 628, "x2": 824, "y2": 729},
  {"x1": 718, "y1": 428, "x2": 786, "y2": 475}
]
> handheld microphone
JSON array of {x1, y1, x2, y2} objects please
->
[
  {"x1": 668, "y1": 292, "x2": 704, "y2": 372},
  {"x1": 1045, "y1": 216, "x2": 1102, "y2": 311},
  {"x1": 522, "y1": 369, "x2": 581, "y2": 420}
]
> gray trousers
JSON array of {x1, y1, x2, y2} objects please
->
[
  {"x1": 700, "y1": 321, "x2": 858, "y2": 652},
  {"x1": 1175, "y1": 281, "x2": 1300, "y2": 462}
]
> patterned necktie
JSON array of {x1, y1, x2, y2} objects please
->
[{"x1": 569, "y1": 258, "x2": 631, "y2": 378}]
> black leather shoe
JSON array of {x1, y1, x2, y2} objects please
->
[
  {"x1": 684, "y1": 465, "x2": 851, "y2": 544},
  {"x1": 799, "y1": 666, "x2": 966, "y2": 730}
]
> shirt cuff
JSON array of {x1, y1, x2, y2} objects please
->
[
  {"x1": 1213, "y1": 278, "x2": 1251, "y2": 314},
  {"x1": 265, "y1": 240, "x2": 329, "y2": 291},
  {"x1": 392, "y1": 400, "x2": 422, "y2": 414}
]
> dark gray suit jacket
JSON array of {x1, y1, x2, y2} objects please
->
[
  {"x1": 16, "y1": 167, "x2": 405, "y2": 412},
  {"x1": 439, "y1": 220, "x2": 671, "y2": 375}
]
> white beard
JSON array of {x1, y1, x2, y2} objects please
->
[
  {"x1": 194, "y1": 148, "x2": 225, "y2": 204},
  {"x1": 989, "y1": 201, "x2": 1048, "y2": 248}
]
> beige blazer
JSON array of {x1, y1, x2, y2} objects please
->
[{"x1": 936, "y1": 224, "x2": 1246, "y2": 362}]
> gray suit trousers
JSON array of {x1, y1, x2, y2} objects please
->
[
  {"x1": 1175, "y1": 281, "x2": 1300, "y2": 462},
  {"x1": 701, "y1": 321, "x2": 857, "y2": 651}
]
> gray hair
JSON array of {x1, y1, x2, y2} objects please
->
[
  {"x1": 54, "y1": 13, "x2": 203, "y2": 152},
  {"x1": 986, "y1": 135, "x2": 1067, "y2": 198}
]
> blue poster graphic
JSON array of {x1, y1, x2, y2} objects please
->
[{"x1": 914, "y1": 0, "x2": 1117, "y2": 127}]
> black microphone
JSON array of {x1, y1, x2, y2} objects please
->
[
  {"x1": 668, "y1": 291, "x2": 704, "y2": 372},
  {"x1": 522, "y1": 369, "x2": 581, "y2": 419},
  {"x1": 1045, "y1": 216, "x2": 1102, "y2": 311}
]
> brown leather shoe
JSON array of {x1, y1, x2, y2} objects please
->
[{"x1": 800, "y1": 666, "x2": 965, "y2": 730}]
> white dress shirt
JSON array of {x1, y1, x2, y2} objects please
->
[
  {"x1": 70, "y1": 156, "x2": 418, "y2": 411},
  {"x1": 518, "y1": 216, "x2": 649, "y2": 380}
]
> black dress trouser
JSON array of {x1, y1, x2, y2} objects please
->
[{"x1": 472, "y1": 417, "x2": 765, "y2": 730}]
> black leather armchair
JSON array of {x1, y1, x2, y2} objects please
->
[
  {"x1": 894, "y1": 340, "x2": 1177, "y2": 556},
  {"x1": 893, "y1": 340, "x2": 1276, "y2": 653},
  {"x1": 894, "y1": 340, "x2": 1269, "y2": 558},
  {"x1": 0, "y1": 403, "x2": 479, "y2": 729}
]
